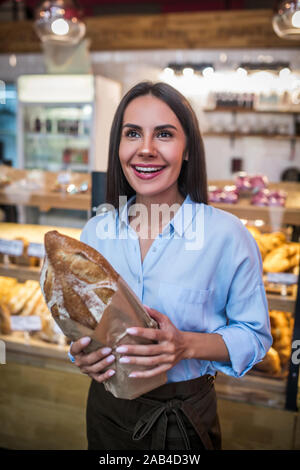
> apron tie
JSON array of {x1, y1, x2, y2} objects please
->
[{"x1": 132, "y1": 398, "x2": 191, "y2": 450}]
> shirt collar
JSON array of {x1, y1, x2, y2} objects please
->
[{"x1": 118, "y1": 193, "x2": 201, "y2": 238}]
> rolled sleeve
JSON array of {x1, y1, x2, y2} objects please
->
[{"x1": 212, "y1": 284, "x2": 273, "y2": 378}]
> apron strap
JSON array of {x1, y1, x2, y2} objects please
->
[{"x1": 132, "y1": 398, "x2": 191, "y2": 450}]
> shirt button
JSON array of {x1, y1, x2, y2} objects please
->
[{"x1": 152, "y1": 247, "x2": 157, "y2": 252}]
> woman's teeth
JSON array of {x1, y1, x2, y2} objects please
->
[{"x1": 134, "y1": 166, "x2": 164, "y2": 173}]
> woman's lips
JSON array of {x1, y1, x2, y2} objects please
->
[{"x1": 131, "y1": 165, "x2": 166, "y2": 180}]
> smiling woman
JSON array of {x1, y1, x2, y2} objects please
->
[
  {"x1": 119, "y1": 95, "x2": 187, "y2": 203},
  {"x1": 69, "y1": 81, "x2": 272, "y2": 451}
]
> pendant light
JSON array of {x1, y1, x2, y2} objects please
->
[
  {"x1": 34, "y1": 0, "x2": 86, "y2": 45},
  {"x1": 272, "y1": 1, "x2": 300, "y2": 39}
]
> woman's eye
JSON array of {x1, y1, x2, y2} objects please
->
[
  {"x1": 125, "y1": 130, "x2": 140, "y2": 138},
  {"x1": 157, "y1": 131, "x2": 172, "y2": 138}
]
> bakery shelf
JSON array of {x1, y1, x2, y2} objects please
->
[
  {"x1": 215, "y1": 371, "x2": 287, "y2": 409},
  {"x1": 0, "y1": 263, "x2": 41, "y2": 282},
  {"x1": 267, "y1": 293, "x2": 297, "y2": 312},
  {"x1": 203, "y1": 107, "x2": 300, "y2": 114},
  {"x1": 0, "y1": 333, "x2": 75, "y2": 373},
  {"x1": 0, "y1": 166, "x2": 91, "y2": 212},
  {"x1": 203, "y1": 132, "x2": 300, "y2": 141}
]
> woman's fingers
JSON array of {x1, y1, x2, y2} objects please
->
[
  {"x1": 75, "y1": 347, "x2": 113, "y2": 367},
  {"x1": 119, "y1": 353, "x2": 174, "y2": 367},
  {"x1": 70, "y1": 336, "x2": 91, "y2": 355},
  {"x1": 129, "y1": 363, "x2": 171, "y2": 379},
  {"x1": 126, "y1": 326, "x2": 168, "y2": 342},
  {"x1": 116, "y1": 342, "x2": 174, "y2": 356},
  {"x1": 89, "y1": 368, "x2": 116, "y2": 384},
  {"x1": 79, "y1": 353, "x2": 116, "y2": 375}
]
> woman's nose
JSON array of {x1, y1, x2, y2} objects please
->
[{"x1": 138, "y1": 135, "x2": 156, "y2": 156}]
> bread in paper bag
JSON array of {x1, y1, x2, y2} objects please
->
[{"x1": 40, "y1": 230, "x2": 167, "y2": 399}]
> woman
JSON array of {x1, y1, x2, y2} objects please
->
[{"x1": 70, "y1": 81, "x2": 272, "y2": 450}]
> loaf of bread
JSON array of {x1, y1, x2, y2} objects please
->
[
  {"x1": 40, "y1": 230, "x2": 166, "y2": 399},
  {"x1": 40, "y1": 230, "x2": 119, "y2": 330}
]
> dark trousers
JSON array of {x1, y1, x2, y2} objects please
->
[{"x1": 86, "y1": 374, "x2": 222, "y2": 451}]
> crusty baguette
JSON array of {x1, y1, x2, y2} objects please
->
[{"x1": 40, "y1": 230, "x2": 119, "y2": 330}]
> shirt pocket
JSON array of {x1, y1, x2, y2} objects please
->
[{"x1": 158, "y1": 281, "x2": 211, "y2": 332}]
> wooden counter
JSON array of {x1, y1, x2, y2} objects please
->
[
  {"x1": 0, "y1": 166, "x2": 91, "y2": 212},
  {"x1": 0, "y1": 334, "x2": 299, "y2": 450},
  {"x1": 0, "y1": 334, "x2": 91, "y2": 450}
]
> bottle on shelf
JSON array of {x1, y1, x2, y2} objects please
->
[
  {"x1": 34, "y1": 118, "x2": 41, "y2": 133},
  {"x1": 45, "y1": 118, "x2": 52, "y2": 133}
]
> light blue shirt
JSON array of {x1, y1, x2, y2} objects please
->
[{"x1": 80, "y1": 194, "x2": 272, "y2": 383}]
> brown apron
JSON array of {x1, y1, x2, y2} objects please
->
[{"x1": 86, "y1": 374, "x2": 222, "y2": 451}]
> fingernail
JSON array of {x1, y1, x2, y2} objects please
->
[
  {"x1": 80, "y1": 337, "x2": 91, "y2": 346},
  {"x1": 108, "y1": 369, "x2": 115, "y2": 377},
  {"x1": 116, "y1": 346, "x2": 127, "y2": 353},
  {"x1": 119, "y1": 356, "x2": 130, "y2": 363},
  {"x1": 129, "y1": 372, "x2": 137, "y2": 377},
  {"x1": 106, "y1": 354, "x2": 115, "y2": 363},
  {"x1": 126, "y1": 328, "x2": 138, "y2": 335},
  {"x1": 101, "y1": 347, "x2": 112, "y2": 355}
]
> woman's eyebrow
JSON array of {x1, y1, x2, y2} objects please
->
[{"x1": 122, "y1": 123, "x2": 177, "y2": 130}]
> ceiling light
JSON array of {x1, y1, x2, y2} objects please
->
[
  {"x1": 292, "y1": 10, "x2": 300, "y2": 26},
  {"x1": 182, "y1": 67, "x2": 194, "y2": 77},
  {"x1": 34, "y1": 0, "x2": 85, "y2": 45},
  {"x1": 202, "y1": 66, "x2": 214, "y2": 77},
  {"x1": 163, "y1": 67, "x2": 175, "y2": 77},
  {"x1": 279, "y1": 67, "x2": 291, "y2": 78},
  {"x1": 236, "y1": 67, "x2": 247, "y2": 77},
  {"x1": 273, "y1": 0, "x2": 300, "y2": 40}
]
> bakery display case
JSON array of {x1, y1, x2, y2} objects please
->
[
  {"x1": 206, "y1": 175, "x2": 300, "y2": 414},
  {"x1": 0, "y1": 170, "x2": 299, "y2": 449}
]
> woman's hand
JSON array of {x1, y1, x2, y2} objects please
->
[
  {"x1": 70, "y1": 337, "x2": 116, "y2": 383},
  {"x1": 116, "y1": 306, "x2": 188, "y2": 378}
]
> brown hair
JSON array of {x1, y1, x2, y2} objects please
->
[{"x1": 106, "y1": 81, "x2": 208, "y2": 207}]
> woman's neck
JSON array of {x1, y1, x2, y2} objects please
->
[{"x1": 129, "y1": 188, "x2": 185, "y2": 238}]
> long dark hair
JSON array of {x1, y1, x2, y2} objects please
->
[{"x1": 106, "y1": 81, "x2": 208, "y2": 207}]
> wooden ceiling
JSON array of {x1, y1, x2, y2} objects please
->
[{"x1": 1, "y1": 2, "x2": 299, "y2": 53}]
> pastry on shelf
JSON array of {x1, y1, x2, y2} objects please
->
[
  {"x1": 0, "y1": 276, "x2": 18, "y2": 304},
  {"x1": 259, "y1": 232, "x2": 286, "y2": 254},
  {"x1": 269, "y1": 310, "x2": 294, "y2": 367},
  {"x1": 31, "y1": 295, "x2": 65, "y2": 344},
  {"x1": 7, "y1": 280, "x2": 40, "y2": 315},
  {"x1": 263, "y1": 243, "x2": 300, "y2": 273},
  {"x1": 253, "y1": 347, "x2": 281, "y2": 375},
  {"x1": 8, "y1": 237, "x2": 40, "y2": 267},
  {"x1": 0, "y1": 274, "x2": 65, "y2": 343},
  {"x1": 0, "y1": 301, "x2": 11, "y2": 334}
]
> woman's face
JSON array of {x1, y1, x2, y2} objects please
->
[{"x1": 119, "y1": 94, "x2": 187, "y2": 201}]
